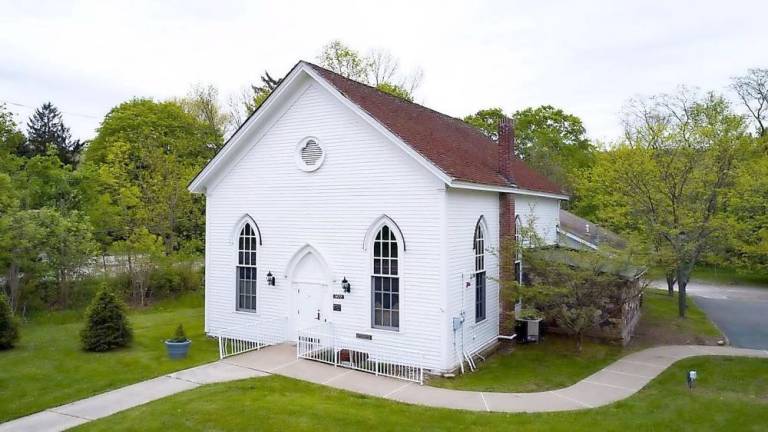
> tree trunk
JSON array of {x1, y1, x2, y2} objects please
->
[
  {"x1": 576, "y1": 332, "x2": 583, "y2": 353},
  {"x1": 6, "y1": 262, "x2": 20, "y2": 312},
  {"x1": 665, "y1": 271, "x2": 676, "y2": 296},
  {"x1": 676, "y1": 266, "x2": 690, "y2": 318}
]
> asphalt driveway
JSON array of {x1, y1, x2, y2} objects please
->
[{"x1": 655, "y1": 280, "x2": 768, "y2": 350}]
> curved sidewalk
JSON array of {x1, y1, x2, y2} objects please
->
[
  {"x1": 2, "y1": 344, "x2": 766, "y2": 431},
  {"x1": 224, "y1": 343, "x2": 768, "y2": 413}
]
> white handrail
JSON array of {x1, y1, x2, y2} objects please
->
[
  {"x1": 212, "y1": 316, "x2": 288, "y2": 359},
  {"x1": 297, "y1": 323, "x2": 425, "y2": 384}
]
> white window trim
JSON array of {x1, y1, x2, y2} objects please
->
[
  {"x1": 474, "y1": 220, "x2": 487, "y2": 323},
  {"x1": 370, "y1": 223, "x2": 403, "y2": 332},
  {"x1": 235, "y1": 220, "x2": 260, "y2": 313}
]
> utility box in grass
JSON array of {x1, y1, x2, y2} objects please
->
[{"x1": 515, "y1": 318, "x2": 542, "y2": 343}]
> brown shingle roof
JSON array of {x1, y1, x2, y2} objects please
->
[{"x1": 306, "y1": 62, "x2": 565, "y2": 196}]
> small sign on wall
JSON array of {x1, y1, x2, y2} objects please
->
[
  {"x1": 333, "y1": 303, "x2": 341, "y2": 311},
  {"x1": 333, "y1": 294, "x2": 345, "y2": 299}
]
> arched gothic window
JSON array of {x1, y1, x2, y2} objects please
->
[
  {"x1": 474, "y1": 222, "x2": 486, "y2": 322},
  {"x1": 237, "y1": 223, "x2": 258, "y2": 311},
  {"x1": 372, "y1": 225, "x2": 399, "y2": 330}
]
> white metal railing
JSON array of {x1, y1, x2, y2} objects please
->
[
  {"x1": 212, "y1": 317, "x2": 288, "y2": 359},
  {"x1": 297, "y1": 323, "x2": 425, "y2": 384}
]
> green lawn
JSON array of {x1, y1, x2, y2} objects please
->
[
  {"x1": 429, "y1": 336, "x2": 623, "y2": 392},
  {"x1": 690, "y1": 266, "x2": 768, "y2": 287},
  {"x1": 430, "y1": 288, "x2": 722, "y2": 393},
  {"x1": 648, "y1": 265, "x2": 768, "y2": 287},
  {"x1": 75, "y1": 356, "x2": 768, "y2": 432},
  {"x1": 0, "y1": 292, "x2": 217, "y2": 422},
  {"x1": 637, "y1": 289, "x2": 722, "y2": 345}
]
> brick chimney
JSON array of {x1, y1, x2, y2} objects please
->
[
  {"x1": 498, "y1": 116, "x2": 516, "y2": 334},
  {"x1": 497, "y1": 116, "x2": 515, "y2": 181}
]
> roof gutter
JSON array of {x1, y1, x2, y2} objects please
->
[{"x1": 449, "y1": 180, "x2": 570, "y2": 201}]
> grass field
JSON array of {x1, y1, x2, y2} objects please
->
[
  {"x1": 0, "y1": 292, "x2": 218, "y2": 422},
  {"x1": 430, "y1": 288, "x2": 722, "y2": 393},
  {"x1": 648, "y1": 265, "x2": 768, "y2": 287},
  {"x1": 690, "y1": 266, "x2": 768, "y2": 287},
  {"x1": 74, "y1": 356, "x2": 768, "y2": 432}
]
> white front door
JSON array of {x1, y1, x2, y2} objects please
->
[{"x1": 295, "y1": 281, "x2": 328, "y2": 330}]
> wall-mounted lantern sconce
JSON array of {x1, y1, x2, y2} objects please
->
[
  {"x1": 266, "y1": 271, "x2": 276, "y2": 286},
  {"x1": 341, "y1": 276, "x2": 351, "y2": 293}
]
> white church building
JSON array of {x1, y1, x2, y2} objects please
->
[{"x1": 188, "y1": 61, "x2": 567, "y2": 382}]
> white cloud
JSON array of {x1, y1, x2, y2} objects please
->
[{"x1": 1, "y1": 0, "x2": 766, "y2": 141}]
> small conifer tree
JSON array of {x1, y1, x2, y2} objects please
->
[
  {"x1": 80, "y1": 286, "x2": 133, "y2": 352},
  {"x1": 0, "y1": 293, "x2": 19, "y2": 350},
  {"x1": 168, "y1": 324, "x2": 188, "y2": 343}
]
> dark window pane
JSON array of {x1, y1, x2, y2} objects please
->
[
  {"x1": 390, "y1": 260, "x2": 398, "y2": 275},
  {"x1": 382, "y1": 259, "x2": 389, "y2": 275},
  {"x1": 374, "y1": 259, "x2": 381, "y2": 274},
  {"x1": 374, "y1": 309, "x2": 383, "y2": 326},
  {"x1": 391, "y1": 244, "x2": 398, "y2": 258},
  {"x1": 382, "y1": 242, "x2": 389, "y2": 258},
  {"x1": 374, "y1": 241, "x2": 380, "y2": 257},
  {"x1": 391, "y1": 278, "x2": 399, "y2": 293},
  {"x1": 392, "y1": 311, "x2": 399, "y2": 328}
]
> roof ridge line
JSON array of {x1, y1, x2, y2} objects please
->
[{"x1": 300, "y1": 60, "x2": 499, "y2": 146}]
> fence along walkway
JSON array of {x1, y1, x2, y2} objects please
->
[{"x1": 297, "y1": 322, "x2": 424, "y2": 384}]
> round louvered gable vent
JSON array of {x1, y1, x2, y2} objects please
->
[{"x1": 295, "y1": 137, "x2": 325, "y2": 171}]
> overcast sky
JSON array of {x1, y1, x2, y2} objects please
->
[{"x1": 1, "y1": 0, "x2": 766, "y2": 142}]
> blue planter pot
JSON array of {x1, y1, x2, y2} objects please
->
[{"x1": 165, "y1": 340, "x2": 191, "y2": 359}]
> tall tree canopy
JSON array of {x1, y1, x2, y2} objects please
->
[
  {"x1": 1, "y1": 104, "x2": 96, "y2": 311},
  {"x1": 574, "y1": 89, "x2": 750, "y2": 317},
  {"x1": 81, "y1": 99, "x2": 218, "y2": 255},
  {"x1": 22, "y1": 102, "x2": 84, "y2": 165},
  {"x1": 463, "y1": 106, "x2": 595, "y2": 191},
  {"x1": 176, "y1": 84, "x2": 231, "y2": 145},
  {"x1": 731, "y1": 68, "x2": 768, "y2": 137}
]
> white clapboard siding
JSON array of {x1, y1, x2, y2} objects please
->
[
  {"x1": 204, "y1": 81, "x2": 447, "y2": 371},
  {"x1": 444, "y1": 188, "x2": 500, "y2": 371},
  {"x1": 515, "y1": 195, "x2": 561, "y2": 245}
]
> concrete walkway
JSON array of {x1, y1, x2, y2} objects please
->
[
  {"x1": 0, "y1": 362, "x2": 268, "y2": 432},
  {"x1": 2, "y1": 344, "x2": 767, "y2": 431},
  {"x1": 225, "y1": 343, "x2": 768, "y2": 412}
]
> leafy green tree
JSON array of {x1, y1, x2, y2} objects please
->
[
  {"x1": 318, "y1": 40, "x2": 370, "y2": 83},
  {"x1": 464, "y1": 108, "x2": 507, "y2": 140},
  {"x1": 81, "y1": 286, "x2": 133, "y2": 352},
  {"x1": 376, "y1": 82, "x2": 413, "y2": 101},
  {"x1": 727, "y1": 153, "x2": 768, "y2": 271},
  {"x1": 0, "y1": 209, "x2": 48, "y2": 311},
  {"x1": 514, "y1": 105, "x2": 595, "y2": 189},
  {"x1": 577, "y1": 89, "x2": 749, "y2": 317},
  {"x1": 242, "y1": 71, "x2": 283, "y2": 116},
  {"x1": 23, "y1": 102, "x2": 83, "y2": 165},
  {"x1": 46, "y1": 210, "x2": 98, "y2": 307},
  {"x1": 731, "y1": 68, "x2": 768, "y2": 137},
  {"x1": 176, "y1": 84, "x2": 230, "y2": 146},
  {"x1": 0, "y1": 104, "x2": 25, "y2": 157},
  {"x1": 82, "y1": 99, "x2": 215, "y2": 255},
  {"x1": 0, "y1": 292, "x2": 19, "y2": 349},
  {"x1": 464, "y1": 106, "x2": 595, "y2": 191}
]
